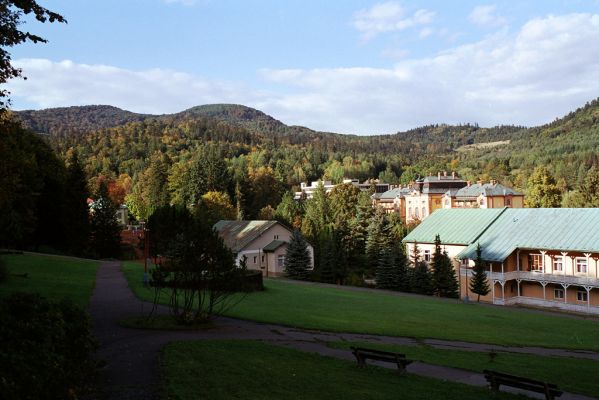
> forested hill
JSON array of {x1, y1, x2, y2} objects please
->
[{"x1": 16, "y1": 105, "x2": 152, "y2": 136}]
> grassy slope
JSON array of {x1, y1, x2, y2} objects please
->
[
  {"x1": 329, "y1": 342, "x2": 598, "y2": 397},
  {"x1": 123, "y1": 262, "x2": 599, "y2": 350},
  {"x1": 0, "y1": 253, "x2": 98, "y2": 307},
  {"x1": 162, "y1": 340, "x2": 520, "y2": 400}
]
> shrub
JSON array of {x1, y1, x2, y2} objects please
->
[
  {"x1": 0, "y1": 292, "x2": 98, "y2": 399},
  {"x1": 0, "y1": 258, "x2": 8, "y2": 283}
]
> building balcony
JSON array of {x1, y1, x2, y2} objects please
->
[
  {"x1": 460, "y1": 269, "x2": 599, "y2": 288},
  {"x1": 497, "y1": 296, "x2": 599, "y2": 315}
]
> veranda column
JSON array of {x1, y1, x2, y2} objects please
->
[
  {"x1": 561, "y1": 252, "x2": 568, "y2": 278},
  {"x1": 540, "y1": 250, "x2": 547, "y2": 273},
  {"x1": 584, "y1": 253, "x2": 591, "y2": 278}
]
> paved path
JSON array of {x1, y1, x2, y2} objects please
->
[{"x1": 89, "y1": 261, "x2": 598, "y2": 400}]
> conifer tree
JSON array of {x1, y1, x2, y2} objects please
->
[
  {"x1": 89, "y1": 182, "x2": 121, "y2": 258},
  {"x1": 318, "y1": 227, "x2": 337, "y2": 284},
  {"x1": 409, "y1": 243, "x2": 433, "y2": 295},
  {"x1": 375, "y1": 249, "x2": 396, "y2": 289},
  {"x1": 431, "y1": 235, "x2": 459, "y2": 298},
  {"x1": 394, "y1": 245, "x2": 410, "y2": 292},
  {"x1": 366, "y1": 209, "x2": 392, "y2": 276},
  {"x1": 469, "y1": 244, "x2": 490, "y2": 302},
  {"x1": 284, "y1": 230, "x2": 311, "y2": 280},
  {"x1": 64, "y1": 149, "x2": 90, "y2": 255}
]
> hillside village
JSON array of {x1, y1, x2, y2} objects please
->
[{"x1": 3, "y1": 2, "x2": 599, "y2": 400}]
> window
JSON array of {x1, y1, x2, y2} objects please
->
[
  {"x1": 528, "y1": 254, "x2": 543, "y2": 271},
  {"x1": 577, "y1": 290, "x2": 588, "y2": 302},
  {"x1": 460, "y1": 258, "x2": 469, "y2": 268},
  {"x1": 479, "y1": 198, "x2": 486, "y2": 206},
  {"x1": 424, "y1": 250, "x2": 431, "y2": 262},
  {"x1": 554, "y1": 289, "x2": 564, "y2": 299},
  {"x1": 274, "y1": 235, "x2": 279, "y2": 240},
  {"x1": 506, "y1": 198, "x2": 512, "y2": 207},
  {"x1": 253, "y1": 256, "x2": 257, "y2": 264},
  {"x1": 576, "y1": 258, "x2": 588, "y2": 274},
  {"x1": 415, "y1": 208, "x2": 420, "y2": 219},
  {"x1": 408, "y1": 207, "x2": 412, "y2": 217},
  {"x1": 553, "y1": 256, "x2": 563, "y2": 272},
  {"x1": 444, "y1": 199, "x2": 449, "y2": 206},
  {"x1": 261, "y1": 255, "x2": 265, "y2": 263},
  {"x1": 277, "y1": 255, "x2": 285, "y2": 268}
]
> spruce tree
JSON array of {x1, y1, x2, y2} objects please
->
[
  {"x1": 318, "y1": 227, "x2": 337, "y2": 284},
  {"x1": 376, "y1": 249, "x2": 396, "y2": 289},
  {"x1": 393, "y1": 246, "x2": 410, "y2": 292},
  {"x1": 64, "y1": 149, "x2": 90, "y2": 255},
  {"x1": 431, "y1": 235, "x2": 459, "y2": 298},
  {"x1": 409, "y1": 243, "x2": 433, "y2": 295},
  {"x1": 89, "y1": 182, "x2": 121, "y2": 258},
  {"x1": 284, "y1": 230, "x2": 311, "y2": 280},
  {"x1": 469, "y1": 244, "x2": 491, "y2": 302}
]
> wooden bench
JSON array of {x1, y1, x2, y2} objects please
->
[
  {"x1": 483, "y1": 370, "x2": 563, "y2": 400},
  {"x1": 350, "y1": 346, "x2": 413, "y2": 374}
]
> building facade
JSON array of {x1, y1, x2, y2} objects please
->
[
  {"x1": 214, "y1": 220, "x2": 314, "y2": 277},
  {"x1": 403, "y1": 208, "x2": 599, "y2": 315},
  {"x1": 295, "y1": 179, "x2": 391, "y2": 200},
  {"x1": 441, "y1": 180, "x2": 524, "y2": 209}
]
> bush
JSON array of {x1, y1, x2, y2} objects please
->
[
  {"x1": 0, "y1": 292, "x2": 98, "y2": 399},
  {"x1": 0, "y1": 258, "x2": 8, "y2": 283}
]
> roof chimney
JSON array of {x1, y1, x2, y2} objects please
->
[
  {"x1": 490, "y1": 179, "x2": 497, "y2": 185},
  {"x1": 452, "y1": 171, "x2": 456, "y2": 179},
  {"x1": 467, "y1": 180, "x2": 471, "y2": 187},
  {"x1": 443, "y1": 171, "x2": 447, "y2": 177},
  {"x1": 438, "y1": 172, "x2": 441, "y2": 180},
  {"x1": 477, "y1": 180, "x2": 483, "y2": 186}
]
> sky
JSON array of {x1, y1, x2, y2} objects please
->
[{"x1": 6, "y1": 0, "x2": 599, "y2": 134}]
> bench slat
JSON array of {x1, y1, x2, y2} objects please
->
[{"x1": 483, "y1": 370, "x2": 562, "y2": 400}]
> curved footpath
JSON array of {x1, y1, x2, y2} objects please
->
[{"x1": 89, "y1": 261, "x2": 598, "y2": 400}]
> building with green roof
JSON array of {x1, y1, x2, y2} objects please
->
[{"x1": 402, "y1": 208, "x2": 599, "y2": 315}]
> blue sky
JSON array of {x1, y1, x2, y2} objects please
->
[{"x1": 7, "y1": 0, "x2": 599, "y2": 134}]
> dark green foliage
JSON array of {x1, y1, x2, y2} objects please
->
[
  {"x1": 317, "y1": 227, "x2": 337, "y2": 284},
  {"x1": 431, "y1": 235, "x2": 459, "y2": 298},
  {"x1": 469, "y1": 244, "x2": 490, "y2": 302},
  {"x1": 0, "y1": 258, "x2": 8, "y2": 283},
  {"x1": 89, "y1": 182, "x2": 121, "y2": 258},
  {"x1": 187, "y1": 145, "x2": 230, "y2": 204},
  {"x1": 366, "y1": 209, "x2": 392, "y2": 276},
  {"x1": 284, "y1": 230, "x2": 311, "y2": 280},
  {"x1": 410, "y1": 243, "x2": 433, "y2": 295},
  {"x1": 0, "y1": 292, "x2": 97, "y2": 399},
  {"x1": 150, "y1": 215, "x2": 243, "y2": 324},
  {"x1": 147, "y1": 204, "x2": 193, "y2": 259},
  {"x1": 394, "y1": 246, "x2": 410, "y2": 292},
  {"x1": 375, "y1": 249, "x2": 396, "y2": 290},
  {"x1": 64, "y1": 149, "x2": 90, "y2": 254}
]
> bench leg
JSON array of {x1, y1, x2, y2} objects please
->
[{"x1": 353, "y1": 352, "x2": 366, "y2": 368}]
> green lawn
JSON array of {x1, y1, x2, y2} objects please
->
[
  {"x1": 162, "y1": 340, "x2": 521, "y2": 400},
  {"x1": 0, "y1": 253, "x2": 98, "y2": 307},
  {"x1": 329, "y1": 341, "x2": 599, "y2": 397},
  {"x1": 123, "y1": 262, "x2": 599, "y2": 351}
]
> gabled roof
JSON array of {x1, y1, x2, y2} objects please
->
[
  {"x1": 214, "y1": 220, "x2": 284, "y2": 253},
  {"x1": 263, "y1": 240, "x2": 287, "y2": 252},
  {"x1": 377, "y1": 187, "x2": 411, "y2": 200},
  {"x1": 402, "y1": 208, "x2": 506, "y2": 245},
  {"x1": 454, "y1": 183, "x2": 522, "y2": 199},
  {"x1": 457, "y1": 208, "x2": 599, "y2": 262}
]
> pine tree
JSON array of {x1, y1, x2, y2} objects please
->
[
  {"x1": 89, "y1": 182, "x2": 121, "y2": 258},
  {"x1": 469, "y1": 244, "x2": 490, "y2": 302},
  {"x1": 409, "y1": 243, "x2": 433, "y2": 295},
  {"x1": 318, "y1": 227, "x2": 337, "y2": 284},
  {"x1": 365, "y1": 209, "x2": 392, "y2": 276},
  {"x1": 375, "y1": 249, "x2": 396, "y2": 289},
  {"x1": 284, "y1": 230, "x2": 311, "y2": 280},
  {"x1": 393, "y1": 246, "x2": 410, "y2": 292},
  {"x1": 64, "y1": 149, "x2": 90, "y2": 255},
  {"x1": 431, "y1": 235, "x2": 459, "y2": 298}
]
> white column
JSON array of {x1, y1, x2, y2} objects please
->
[
  {"x1": 584, "y1": 253, "x2": 591, "y2": 277},
  {"x1": 540, "y1": 251, "x2": 547, "y2": 273},
  {"x1": 561, "y1": 252, "x2": 568, "y2": 277},
  {"x1": 501, "y1": 282, "x2": 505, "y2": 300},
  {"x1": 516, "y1": 279, "x2": 521, "y2": 297},
  {"x1": 586, "y1": 287, "x2": 591, "y2": 309},
  {"x1": 492, "y1": 280, "x2": 495, "y2": 303},
  {"x1": 541, "y1": 282, "x2": 547, "y2": 300},
  {"x1": 501, "y1": 263, "x2": 504, "y2": 274}
]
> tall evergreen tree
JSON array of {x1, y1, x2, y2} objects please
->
[
  {"x1": 284, "y1": 230, "x2": 311, "y2": 280},
  {"x1": 409, "y1": 243, "x2": 433, "y2": 295},
  {"x1": 64, "y1": 148, "x2": 90, "y2": 255},
  {"x1": 366, "y1": 209, "x2": 392, "y2": 276},
  {"x1": 469, "y1": 244, "x2": 490, "y2": 302},
  {"x1": 376, "y1": 249, "x2": 396, "y2": 289},
  {"x1": 393, "y1": 245, "x2": 410, "y2": 292},
  {"x1": 89, "y1": 182, "x2": 121, "y2": 258},
  {"x1": 318, "y1": 227, "x2": 337, "y2": 284},
  {"x1": 431, "y1": 235, "x2": 459, "y2": 298}
]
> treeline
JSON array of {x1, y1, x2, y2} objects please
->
[{"x1": 0, "y1": 118, "x2": 121, "y2": 257}]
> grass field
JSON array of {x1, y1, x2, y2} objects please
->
[
  {"x1": 0, "y1": 253, "x2": 98, "y2": 307},
  {"x1": 329, "y1": 341, "x2": 598, "y2": 397},
  {"x1": 162, "y1": 340, "x2": 521, "y2": 400},
  {"x1": 123, "y1": 262, "x2": 599, "y2": 351}
]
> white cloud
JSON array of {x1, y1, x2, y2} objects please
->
[
  {"x1": 469, "y1": 5, "x2": 507, "y2": 27},
  {"x1": 8, "y1": 13, "x2": 599, "y2": 135},
  {"x1": 352, "y1": 2, "x2": 434, "y2": 40},
  {"x1": 419, "y1": 27, "x2": 434, "y2": 38}
]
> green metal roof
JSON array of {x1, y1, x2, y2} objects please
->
[
  {"x1": 263, "y1": 240, "x2": 287, "y2": 252},
  {"x1": 402, "y1": 208, "x2": 506, "y2": 245},
  {"x1": 457, "y1": 208, "x2": 599, "y2": 262}
]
